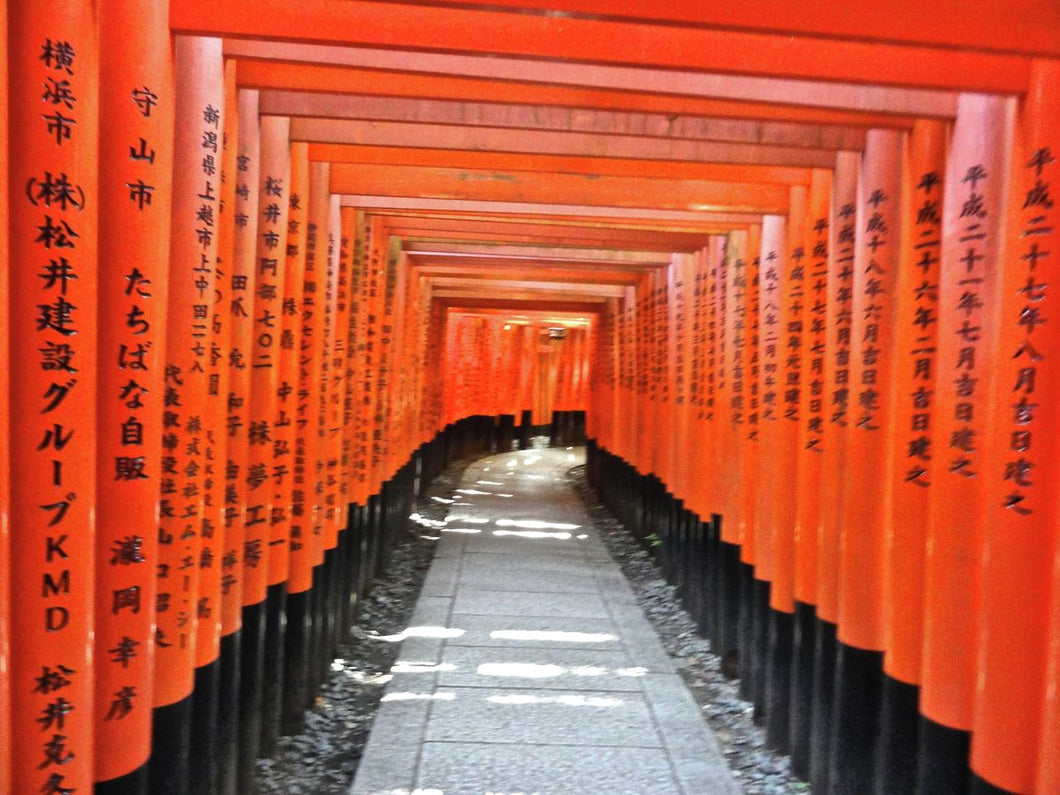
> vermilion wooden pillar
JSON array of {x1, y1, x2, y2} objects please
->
[
  {"x1": 9, "y1": 4, "x2": 99, "y2": 793},
  {"x1": 151, "y1": 34, "x2": 222, "y2": 794},
  {"x1": 971, "y1": 60, "x2": 1059, "y2": 795},
  {"x1": 876, "y1": 119, "x2": 946, "y2": 794},
  {"x1": 752, "y1": 218, "x2": 785, "y2": 718},
  {"x1": 240, "y1": 110, "x2": 289, "y2": 773},
  {"x1": 96, "y1": 2, "x2": 173, "y2": 791},
  {"x1": 303, "y1": 164, "x2": 332, "y2": 700},
  {"x1": 215, "y1": 57, "x2": 243, "y2": 795},
  {"x1": 789, "y1": 169, "x2": 832, "y2": 778},
  {"x1": 810, "y1": 149, "x2": 858, "y2": 793},
  {"x1": 765, "y1": 185, "x2": 807, "y2": 754},
  {"x1": 830, "y1": 129, "x2": 902, "y2": 795},
  {"x1": 920, "y1": 94, "x2": 1014, "y2": 792},
  {"x1": 190, "y1": 53, "x2": 233, "y2": 795},
  {"x1": 282, "y1": 142, "x2": 315, "y2": 735},
  {"x1": 223, "y1": 82, "x2": 258, "y2": 795},
  {"x1": 256, "y1": 116, "x2": 292, "y2": 759},
  {"x1": 0, "y1": 0, "x2": 12, "y2": 790}
]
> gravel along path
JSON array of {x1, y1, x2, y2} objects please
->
[{"x1": 255, "y1": 447, "x2": 808, "y2": 794}]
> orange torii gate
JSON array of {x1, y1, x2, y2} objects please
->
[{"x1": 2, "y1": 2, "x2": 1060, "y2": 794}]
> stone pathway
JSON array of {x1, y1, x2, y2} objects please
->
[{"x1": 351, "y1": 447, "x2": 740, "y2": 795}]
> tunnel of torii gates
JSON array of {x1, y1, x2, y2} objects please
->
[{"x1": 1, "y1": 1, "x2": 1060, "y2": 794}]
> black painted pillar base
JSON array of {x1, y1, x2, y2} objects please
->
[
  {"x1": 190, "y1": 658, "x2": 220, "y2": 794},
  {"x1": 282, "y1": 588, "x2": 312, "y2": 736},
  {"x1": 810, "y1": 617, "x2": 838, "y2": 793},
  {"x1": 237, "y1": 600, "x2": 266, "y2": 790},
  {"x1": 789, "y1": 601, "x2": 816, "y2": 780},
  {"x1": 751, "y1": 577, "x2": 771, "y2": 722},
  {"x1": 970, "y1": 774, "x2": 1013, "y2": 795},
  {"x1": 95, "y1": 763, "x2": 149, "y2": 795},
  {"x1": 719, "y1": 539, "x2": 741, "y2": 673},
  {"x1": 828, "y1": 642, "x2": 883, "y2": 794},
  {"x1": 876, "y1": 674, "x2": 920, "y2": 794},
  {"x1": 216, "y1": 630, "x2": 241, "y2": 795},
  {"x1": 149, "y1": 695, "x2": 192, "y2": 795},
  {"x1": 737, "y1": 561, "x2": 756, "y2": 701},
  {"x1": 260, "y1": 582, "x2": 287, "y2": 757},
  {"x1": 916, "y1": 715, "x2": 971, "y2": 794},
  {"x1": 307, "y1": 564, "x2": 325, "y2": 703},
  {"x1": 765, "y1": 607, "x2": 794, "y2": 753}
]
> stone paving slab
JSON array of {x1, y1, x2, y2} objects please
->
[{"x1": 351, "y1": 447, "x2": 740, "y2": 795}]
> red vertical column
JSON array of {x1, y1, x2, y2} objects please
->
[
  {"x1": 241, "y1": 112, "x2": 288, "y2": 768},
  {"x1": 972, "y1": 60, "x2": 1060, "y2": 794},
  {"x1": 257, "y1": 116, "x2": 292, "y2": 758},
  {"x1": 765, "y1": 184, "x2": 807, "y2": 753},
  {"x1": 0, "y1": 0, "x2": 12, "y2": 789},
  {"x1": 96, "y1": 1, "x2": 173, "y2": 790},
  {"x1": 213, "y1": 56, "x2": 243, "y2": 795},
  {"x1": 876, "y1": 119, "x2": 946, "y2": 793},
  {"x1": 151, "y1": 34, "x2": 222, "y2": 790},
  {"x1": 789, "y1": 168, "x2": 832, "y2": 779},
  {"x1": 920, "y1": 95, "x2": 1014, "y2": 790},
  {"x1": 830, "y1": 129, "x2": 902, "y2": 793},
  {"x1": 810, "y1": 150, "x2": 858, "y2": 792},
  {"x1": 9, "y1": 4, "x2": 99, "y2": 793},
  {"x1": 192, "y1": 51, "x2": 235, "y2": 795},
  {"x1": 282, "y1": 142, "x2": 314, "y2": 733},
  {"x1": 754, "y1": 217, "x2": 786, "y2": 594}
]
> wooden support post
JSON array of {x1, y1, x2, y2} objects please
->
[
  {"x1": 789, "y1": 168, "x2": 832, "y2": 778},
  {"x1": 830, "y1": 128, "x2": 903, "y2": 794},
  {"x1": 257, "y1": 116, "x2": 292, "y2": 759},
  {"x1": 876, "y1": 119, "x2": 946, "y2": 794},
  {"x1": 0, "y1": 0, "x2": 11, "y2": 790},
  {"x1": 920, "y1": 94, "x2": 1014, "y2": 792},
  {"x1": 215, "y1": 58, "x2": 243, "y2": 795},
  {"x1": 95, "y1": 2, "x2": 173, "y2": 791},
  {"x1": 151, "y1": 34, "x2": 222, "y2": 794},
  {"x1": 8, "y1": 4, "x2": 99, "y2": 792},
  {"x1": 972, "y1": 59, "x2": 1060, "y2": 795},
  {"x1": 810, "y1": 149, "x2": 858, "y2": 793},
  {"x1": 282, "y1": 142, "x2": 315, "y2": 735}
]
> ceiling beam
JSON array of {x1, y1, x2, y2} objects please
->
[
  {"x1": 171, "y1": 1, "x2": 1031, "y2": 92},
  {"x1": 330, "y1": 163, "x2": 790, "y2": 213},
  {"x1": 262, "y1": 91, "x2": 870, "y2": 150}
]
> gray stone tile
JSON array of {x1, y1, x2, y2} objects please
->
[
  {"x1": 458, "y1": 565, "x2": 600, "y2": 594},
  {"x1": 420, "y1": 556, "x2": 461, "y2": 597},
  {"x1": 415, "y1": 742, "x2": 681, "y2": 795},
  {"x1": 452, "y1": 589, "x2": 611, "y2": 619},
  {"x1": 424, "y1": 686, "x2": 664, "y2": 747},
  {"x1": 441, "y1": 614, "x2": 625, "y2": 650},
  {"x1": 459, "y1": 533, "x2": 590, "y2": 556},
  {"x1": 349, "y1": 699, "x2": 430, "y2": 794},
  {"x1": 437, "y1": 645, "x2": 641, "y2": 691},
  {"x1": 408, "y1": 596, "x2": 453, "y2": 627}
]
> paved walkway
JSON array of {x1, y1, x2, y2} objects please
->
[{"x1": 352, "y1": 447, "x2": 739, "y2": 795}]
